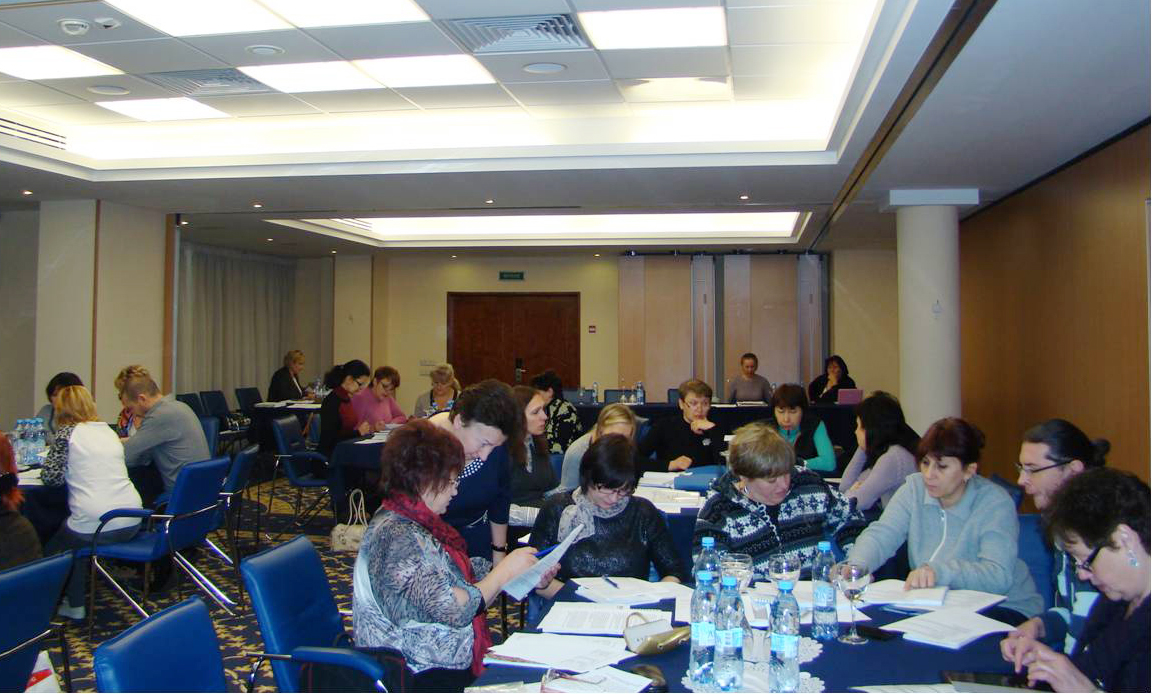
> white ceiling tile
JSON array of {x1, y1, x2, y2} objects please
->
[
  {"x1": 305, "y1": 22, "x2": 461, "y2": 60},
  {"x1": 600, "y1": 47, "x2": 728, "y2": 79},
  {"x1": 197, "y1": 93, "x2": 322, "y2": 116},
  {"x1": 617, "y1": 76, "x2": 731, "y2": 103},
  {"x1": 416, "y1": 1, "x2": 571, "y2": 20},
  {"x1": 524, "y1": 102, "x2": 631, "y2": 119},
  {"x1": 477, "y1": 50, "x2": 608, "y2": 83},
  {"x1": 727, "y1": 4, "x2": 870, "y2": 46},
  {"x1": 69, "y1": 38, "x2": 225, "y2": 73},
  {"x1": 503, "y1": 80, "x2": 622, "y2": 106},
  {"x1": 0, "y1": 20, "x2": 44, "y2": 48},
  {"x1": 395, "y1": 83, "x2": 516, "y2": 108},
  {"x1": 0, "y1": 1, "x2": 167, "y2": 45},
  {"x1": 733, "y1": 72, "x2": 833, "y2": 100},
  {"x1": 0, "y1": 81, "x2": 81, "y2": 107},
  {"x1": 731, "y1": 43, "x2": 854, "y2": 85},
  {"x1": 34, "y1": 74, "x2": 178, "y2": 101},
  {"x1": 571, "y1": 0, "x2": 720, "y2": 10},
  {"x1": 183, "y1": 30, "x2": 342, "y2": 66},
  {"x1": 13, "y1": 102, "x2": 136, "y2": 124},
  {"x1": 294, "y1": 88, "x2": 416, "y2": 113}
]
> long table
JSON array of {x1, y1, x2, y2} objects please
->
[{"x1": 474, "y1": 583, "x2": 1015, "y2": 692}]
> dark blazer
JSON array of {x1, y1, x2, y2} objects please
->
[{"x1": 268, "y1": 366, "x2": 305, "y2": 402}]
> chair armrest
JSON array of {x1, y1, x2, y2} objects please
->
[
  {"x1": 291, "y1": 451, "x2": 329, "y2": 465},
  {"x1": 289, "y1": 647, "x2": 385, "y2": 682},
  {"x1": 99, "y1": 507, "x2": 154, "y2": 522}
]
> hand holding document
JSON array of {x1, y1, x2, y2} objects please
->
[
  {"x1": 484, "y1": 633, "x2": 633, "y2": 671},
  {"x1": 885, "y1": 608, "x2": 1014, "y2": 649},
  {"x1": 503, "y1": 524, "x2": 583, "y2": 600},
  {"x1": 538, "y1": 603, "x2": 670, "y2": 636}
]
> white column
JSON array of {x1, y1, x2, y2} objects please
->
[{"x1": 890, "y1": 189, "x2": 977, "y2": 434}]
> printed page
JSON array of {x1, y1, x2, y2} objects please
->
[
  {"x1": 503, "y1": 523, "x2": 583, "y2": 600},
  {"x1": 538, "y1": 604, "x2": 670, "y2": 636}
]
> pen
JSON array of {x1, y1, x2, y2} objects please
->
[
  {"x1": 603, "y1": 576, "x2": 620, "y2": 589},
  {"x1": 534, "y1": 544, "x2": 559, "y2": 558}
]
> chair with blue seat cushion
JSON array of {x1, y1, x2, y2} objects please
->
[
  {"x1": 84, "y1": 456, "x2": 236, "y2": 636},
  {"x1": 270, "y1": 416, "x2": 333, "y2": 537},
  {"x1": 990, "y1": 473, "x2": 1025, "y2": 509},
  {"x1": 1018, "y1": 513, "x2": 1055, "y2": 611},
  {"x1": 176, "y1": 392, "x2": 207, "y2": 417},
  {"x1": 200, "y1": 390, "x2": 247, "y2": 453},
  {"x1": 199, "y1": 415, "x2": 220, "y2": 457},
  {"x1": 603, "y1": 388, "x2": 625, "y2": 404},
  {"x1": 0, "y1": 553, "x2": 73, "y2": 692},
  {"x1": 241, "y1": 535, "x2": 390, "y2": 692},
  {"x1": 93, "y1": 597, "x2": 226, "y2": 693}
]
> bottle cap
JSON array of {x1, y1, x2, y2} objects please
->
[
  {"x1": 702, "y1": 536, "x2": 715, "y2": 548},
  {"x1": 817, "y1": 540, "x2": 831, "y2": 551},
  {"x1": 721, "y1": 575, "x2": 737, "y2": 587},
  {"x1": 697, "y1": 570, "x2": 713, "y2": 583},
  {"x1": 778, "y1": 580, "x2": 793, "y2": 591}
]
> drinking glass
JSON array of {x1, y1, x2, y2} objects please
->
[
  {"x1": 767, "y1": 554, "x2": 801, "y2": 585},
  {"x1": 831, "y1": 561, "x2": 871, "y2": 645},
  {"x1": 720, "y1": 553, "x2": 754, "y2": 593}
]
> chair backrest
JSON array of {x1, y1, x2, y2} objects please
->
[
  {"x1": 990, "y1": 473, "x2": 1025, "y2": 510},
  {"x1": 199, "y1": 416, "x2": 220, "y2": 456},
  {"x1": 225, "y1": 445, "x2": 259, "y2": 496},
  {"x1": 93, "y1": 597, "x2": 227, "y2": 692},
  {"x1": 241, "y1": 536, "x2": 348, "y2": 692},
  {"x1": 175, "y1": 393, "x2": 206, "y2": 418},
  {"x1": 1018, "y1": 513, "x2": 1055, "y2": 611},
  {"x1": 165, "y1": 457, "x2": 230, "y2": 551},
  {"x1": 667, "y1": 388, "x2": 680, "y2": 404},
  {"x1": 199, "y1": 390, "x2": 231, "y2": 419},
  {"x1": 234, "y1": 387, "x2": 262, "y2": 414},
  {"x1": 561, "y1": 388, "x2": 578, "y2": 402},
  {"x1": 549, "y1": 452, "x2": 564, "y2": 480},
  {"x1": 271, "y1": 416, "x2": 307, "y2": 457},
  {"x1": 603, "y1": 388, "x2": 624, "y2": 403},
  {"x1": 0, "y1": 553, "x2": 72, "y2": 691}
]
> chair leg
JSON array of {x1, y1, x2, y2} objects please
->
[
  {"x1": 55, "y1": 622, "x2": 72, "y2": 692},
  {"x1": 173, "y1": 550, "x2": 237, "y2": 616}
]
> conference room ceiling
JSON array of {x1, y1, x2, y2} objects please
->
[{"x1": 0, "y1": 1, "x2": 1147, "y2": 257}]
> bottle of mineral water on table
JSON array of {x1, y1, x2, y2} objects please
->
[
  {"x1": 770, "y1": 579, "x2": 801, "y2": 693},
  {"x1": 693, "y1": 535, "x2": 721, "y2": 578},
  {"x1": 689, "y1": 570, "x2": 719, "y2": 688},
  {"x1": 812, "y1": 540, "x2": 839, "y2": 641},
  {"x1": 714, "y1": 575, "x2": 744, "y2": 691}
]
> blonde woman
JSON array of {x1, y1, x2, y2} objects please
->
[
  {"x1": 556, "y1": 403, "x2": 639, "y2": 493},
  {"x1": 414, "y1": 363, "x2": 462, "y2": 418},
  {"x1": 41, "y1": 385, "x2": 143, "y2": 619}
]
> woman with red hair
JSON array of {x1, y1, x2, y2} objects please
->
[{"x1": 0, "y1": 435, "x2": 42, "y2": 571}]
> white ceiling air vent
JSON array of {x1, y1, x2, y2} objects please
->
[
  {"x1": 139, "y1": 69, "x2": 273, "y2": 97},
  {"x1": 0, "y1": 117, "x2": 65, "y2": 150},
  {"x1": 441, "y1": 14, "x2": 588, "y2": 54}
]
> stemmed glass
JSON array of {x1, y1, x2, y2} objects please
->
[
  {"x1": 831, "y1": 561, "x2": 871, "y2": 645},
  {"x1": 768, "y1": 554, "x2": 801, "y2": 585}
]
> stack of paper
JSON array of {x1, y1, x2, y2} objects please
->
[
  {"x1": 637, "y1": 471, "x2": 682, "y2": 488},
  {"x1": 886, "y1": 608, "x2": 1014, "y2": 649},
  {"x1": 739, "y1": 582, "x2": 873, "y2": 625},
  {"x1": 354, "y1": 431, "x2": 391, "y2": 444},
  {"x1": 632, "y1": 487, "x2": 703, "y2": 512},
  {"x1": 538, "y1": 603, "x2": 670, "y2": 635},
  {"x1": 538, "y1": 666, "x2": 653, "y2": 693},
  {"x1": 573, "y1": 577, "x2": 693, "y2": 607},
  {"x1": 862, "y1": 579, "x2": 949, "y2": 607},
  {"x1": 483, "y1": 633, "x2": 633, "y2": 671}
]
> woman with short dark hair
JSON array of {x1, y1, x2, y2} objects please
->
[
  {"x1": 530, "y1": 434, "x2": 688, "y2": 598},
  {"x1": 529, "y1": 369, "x2": 581, "y2": 454},
  {"x1": 353, "y1": 366, "x2": 408, "y2": 430},
  {"x1": 848, "y1": 417, "x2": 1043, "y2": 623},
  {"x1": 839, "y1": 391, "x2": 920, "y2": 512},
  {"x1": 807, "y1": 355, "x2": 856, "y2": 404},
  {"x1": 353, "y1": 420, "x2": 555, "y2": 692},
  {"x1": 765, "y1": 383, "x2": 836, "y2": 472},
  {"x1": 318, "y1": 360, "x2": 372, "y2": 458},
  {"x1": 36, "y1": 371, "x2": 83, "y2": 437}
]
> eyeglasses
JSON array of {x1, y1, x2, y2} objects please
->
[
  {"x1": 1014, "y1": 459, "x2": 1073, "y2": 476},
  {"x1": 1068, "y1": 545, "x2": 1102, "y2": 573},
  {"x1": 594, "y1": 485, "x2": 634, "y2": 499}
]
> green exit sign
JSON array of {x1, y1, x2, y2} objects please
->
[{"x1": 499, "y1": 271, "x2": 524, "y2": 281}]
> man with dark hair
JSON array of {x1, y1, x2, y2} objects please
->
[
  {"x1": 36, "y1": 371, "x2": 84, "y2": 437},
  {"x1": 120, "y1": 374, "x2": 210, "y2": 502},
  {"x1": 637, "y1": 378, "x2": 723, "y2": 472}
]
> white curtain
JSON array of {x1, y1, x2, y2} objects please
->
[{"x1": 176, "y1": 243, "x2": 295, "y2": 408}]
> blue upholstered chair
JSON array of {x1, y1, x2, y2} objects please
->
[
  {"x1": 0, "y1": 553, "x2": 73, "y2": 692},
  {"x1": 234, "y1": 386, "x2": 263, "y2": 415},
  {"x1": 990, "y1": 473, "x2": 1025, "y2": 509},
  {"x1": 175, "y1": 392, "x2": 207, "y2": 417},
  {"x1": 200, "y1": 389, "x2": 247, "y2": 452},
  {"x1": 199, "y1": 415, "x2": 220, "y2": 457},
  {"x1": 241, "y1": 535, "x2": 389, "y2": 692},
  {"x1": 93, "y1": 597, "x2": 226, "y2": 692},
  {"x1": 270, "y1": 415, "x2": 333, "y2": 536},
  {"x1": 1018, "y1": 513, "x2": 1055, "y2": 611},
  {"x1": 667, "y1": 387, "x2": 680, "y2": 404},
  {"x1": 603, "y1": 388, "x2": 625, "y2": 403}
]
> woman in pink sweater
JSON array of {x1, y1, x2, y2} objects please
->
[{"x1": 353, "y1": 366, "x2": 408, "y2": 431}]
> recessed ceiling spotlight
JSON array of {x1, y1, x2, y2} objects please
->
[
  {"x1": 252, "y1": 202, "x2": 263, "y2": 208},
  {"x1": 58, "y1": 19, "x2": 90, "y2": 36},
  {"x1": 22, "y1": 189, "x2": 33, "y2": 195},
  {"x1": 266, "y1": 238, "x2": 273, "y2": 241},
  {"x1": 593, "y1": 253, "x2": 600, "y2": 257},
  {"x1": 179, "y1": 219, "x2": 189, "y2": 225},
  {"x1": 522, "y1": 62, "x2": 566, "y2": 75},
  {"x1": 451, "y1": 254, "x2": 457, "y2": 258},
  {"x1": 331, "y1": 249, "x2": 337, "y2": 254},
  {"x1": 739, "y1": 194, "x2": 750, "y2": 200},
  {"x1": 87, "y1": 85, "x2": 131, "y2": 96},
  {"x1": 484, "y1": 199, "x2": 494, "y2": 204},
  {"x1": 246, "y1": 44, "x2": 285, "y2": 57}
]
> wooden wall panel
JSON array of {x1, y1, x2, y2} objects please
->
[
  {"x1": 692, "y1": 256, "x2": 717, "y2": 387},
  {"x1": 618, "y1": 257, "x2": 646, "y2": 387},
  {"x1": 723, "y1": 255, "x2": 752, "y2": 396},
  {"x1": 961, "y1": 125, "x2": 1149, "y2": 483},
  {"x1": 723, "y1": 255, "x2": 799, "y2": 393},
  {"x1": 643, "y1": 257, "x2": 694, "y2": 398}
]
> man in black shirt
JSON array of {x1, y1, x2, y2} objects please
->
[{"x1": 638, "y1": 379, "x2": 722, "y2": 472}]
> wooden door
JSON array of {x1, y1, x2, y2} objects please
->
[{"x1": 447, "y1": 293, "x2": 580, "y2": 389}]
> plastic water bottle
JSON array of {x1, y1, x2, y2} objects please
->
[
  {"x1": 770, "y1": 580, "x2": 801, "y2": 693},
  {"x1": 689, "y1": 570, "x2": 719, "y2": 687},
  {"x1": 591, "y1": 381, "x2": 599, "y2": 404},
  {"x1": 714, "y1": 575, "x2": 744, "y2": 691},
  {"x1": 33, "y1": 417, "x2": 47, "y2": 456},
  {"x1": 636, "y1": 381, "x2": 646, "y2": 404},
  {"x1": 812, "y1": 540, "x2": 838, "y2": 641},
  {"x1": 693, "y1": 536, "x2": 721, "y2": 578},
  {"x1": 12, "y1": 420, "x2": 26, "y2": 467},
  {"x1": 20, "y1": 419, "x2": 35, "y2": 467}
]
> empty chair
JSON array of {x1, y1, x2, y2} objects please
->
[
  {"x1": 667, "y1": 388, "x2": 679, "y2": 404},
  {"x1": 175, "y1": 393, "x2": 206, "y2": 418},
  {"x1": 93, "y1": 597, "x2": 226, "y2": 693},
  {"x1": 0, "y1": 553, "x2": 73, "y2": 692},
  {"x1": 234, "y1": 387, "x2": 263, "y2": 415},
  {"x1": 200, "y1": 390, "x2": 246, "y2": 452},
  {"x1": 269, "y1": 416, "x2": 333, "y2": 536},
  {"x1": 241, "y1": 536, "x2": 389, "y2": 692},
  {"x1": 199, "y1": 416, "x2": 220, "y2": 458},
  {"x1": 602, "y1": 388, "x2": 625, "y2": 404}
]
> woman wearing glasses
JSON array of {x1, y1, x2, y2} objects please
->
[
  {"x1": 1003, "y1": 468, "x2": 1148, "y2": 692},
  {"x1": 530, "y1": 434, "x2": 688, "y2": 598},
  {"x1": 847, "y1": 417, "x2": 1043, "y2": 624},
  {"x1": 318, "y1": 359, "x2": 372, "y2": 458},
  {"x1": 353, "y1": 366, "x2": 408, "y2": 431}
]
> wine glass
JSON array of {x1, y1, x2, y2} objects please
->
[
  {"x1": 720, "y1": 553, "x2": 754, "y2": 593},
  {"x1": 768, "y1": 553, "x2": 801, "y2": 585},
  {"x1": 831, "y1": 561, "x2": 871, "y2": 645}
]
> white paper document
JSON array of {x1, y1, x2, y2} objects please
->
[
  {"x1": 538, "y1": 666, "x2": 653, "y2": 693},
  {"x1": 538, "y1": 603, "x2": 671, "y2": 636},
  {"x1": 574, "y1": 576, "x2": 692, "y2": 608},
  {"x1": 287, "y1": 402, "x2": 322, "y2": 410},
  {"x1": 632, "y1": 487, "x2": 703, "y2": 509},
  {"x1": 741, "y1": 585, "x2": 873, "y2": 624},
  {"x1": 854, "y1": 685, "x2": 957, "y2": 693},
  {"x1": 637, "y1": 471, "x2": 683, "y2": 488},
  {"x1": 863, "y1": 579, "x2": 949, "y2": 607},
  {"x1": 484, "y1": 633, "x2": 632, "y2": 671},
  {"x1": 886, "y1": 608, "x2": 1013, "y2": 649},
  {"x1": 354, "y1": 431, "x2": 391, "y2": 444},
  {"x1": 17, "y1": 470, "x2": 44, "y2": 486},
  {"x1": 502, "y1": 523, "x2": 583, "y2": 600}
]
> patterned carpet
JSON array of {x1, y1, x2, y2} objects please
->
[{"x1": 42, "y1": 476, "x2": 523, "y2": 692}]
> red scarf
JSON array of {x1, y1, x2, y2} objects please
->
[{"x1": 379, "y1": 494, "x2": 491, "y2": 676}]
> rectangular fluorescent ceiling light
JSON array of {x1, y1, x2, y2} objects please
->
[
  {"x1": 0, "y1": 46, "x2": 122, "y2": 80},
  {"x1": 354, "y1": 55, "x2": 494, "y2": 88},
  {"x1": 239, "y1": 61, "x2": 384, "y2": 93},
  {"x1": 619, "y1": 77, "x2": 731, "y2": 103},
  {"x1": 258, "y1": 0, "x2": 429, "y2": 27},
  {"x1": 106, "y1": 0, "x2": 291, "y2": 36},
  {"x1": 578, "y1": 7, "x2": 727, "y2": 50},
  {"x1": 96, "y1": 97, "x2": 230, "y2": 121}
]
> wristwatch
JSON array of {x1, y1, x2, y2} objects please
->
[{"x1": 491, "y1": 544, "x2": 509, "y2": 553}]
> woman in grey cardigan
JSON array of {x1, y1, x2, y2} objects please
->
[{"x1": 847, "y1": 417, "x2": 1043, "y2": 623}]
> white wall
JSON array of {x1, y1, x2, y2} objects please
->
[
  {"x1": 0, "y1": 210, "x2": 40, "y2": 428},
  {"x1": 292, "y1": 257, "x2": 334, "y2": 386},
  {"x1": 830, "y1": 248, "x2": 901, "y2": 397},
  {"x1": 332, "y1": 255, "x2": 373, "y2": 365}
]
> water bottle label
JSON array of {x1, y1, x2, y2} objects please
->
[
  {"x1": 814, "y1": 582, "x2": 835, "y2": 605},
  {"x1": 771, "y1": 633, "x2": 799, "y2": 658},
  {"x1": 717, "y1": 627, "x2": 743, "y2": 649},
  {"x1": 691, "y1": 622, "x2": 715, "y2": 647}
]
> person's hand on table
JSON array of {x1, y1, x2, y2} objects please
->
[
  {"x1": 904, "y1": 565, "x2": 936, "y2": 589},
  {"x1": 356, "y1": 421, "x2": 372, "y2": 436},
  {"x1": 1024, "y1": 642, "x2": 1097, "y2": 692},
  {"x1": 668, "y1": 456, "x2": 692, "y2": 472},
  {"x1": 690, "y1": 419, "x2": 715, "y2": 434},
  {"x1": 374, "y1": 420, "x2": 389, "y2": 432},
  {"x1": 1000, "y1": 618, "x2": 1045, "y2": 665}
]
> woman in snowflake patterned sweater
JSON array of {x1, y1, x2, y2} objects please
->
[{"x1": 693, "y1": 421, "x2": 867, "y2": 581}]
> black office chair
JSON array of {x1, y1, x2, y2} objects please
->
[
  {"x1": 234, "y1": 386, "x2": 263, "y2": 415},
  {"x1": 200, "y1": 390, "x2": 246, "y2": 453},
  {"x1": 603, "y1": 388, "x2": 625, "y2": 403},
  {"x1": 269, "y1": 416, "x2": 333, "y2": 537},
  {"x1": 667, "y1": 388, "x2": 680, "y2": 403},
  {"x1": 175, "y1": 393, "x2": 207, "y2": 417}
]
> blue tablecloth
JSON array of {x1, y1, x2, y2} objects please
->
[{"x1": 474, "y1": 584, "x2": 1015, "y2": 692}]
